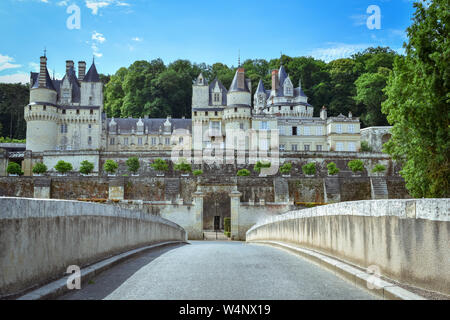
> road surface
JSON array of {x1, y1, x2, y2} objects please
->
[{"x1": 59, "y1": 241, "x2": 377, "y2": 300}]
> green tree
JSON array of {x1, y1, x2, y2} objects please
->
[
  {"x1": 126, "y1": 157, "x2": 140, "y2": 174},
  {"x1": 151, "y1": 158, "x2": 168, "y2": 172},
  {"x1": 237, "y1": 169, "x2": 250, "y2": 176},
  {"x1": 79, "y1": 160, "x2": 94, "y2": 175},
  {"x1": 354, "y1": 68, "x2": 390, "y2": 127},
  {"x1": 381, "y1": 0, "x2": 449, "y2": 197},
  {"x1": 32, "y1": 162, "x2": 47, "y2": 174},
  {"x1": 0, "y1": 83, "x2": 29, "y2": 139},
  {"x1": 302, "y1": 163, "x2": 317, "y2": 175},
  {"x1": 348, "y1": 160, "x2": 364, "y2": 173},
  {"x1": 104, "y1": 160, "x2": 119, "y2": 174},
  {"x1": 174, "y1": 159, "x2": 192, "y2": 173},
  {"x1": 327, "y1": 162, "x2": 340, "y2": 175},
  {"x1": 7, "y1": 162, "x2": 22, "y2": 175},
  {"x1": 54, "y1": 160, "x2": 72, "y2": 174}
]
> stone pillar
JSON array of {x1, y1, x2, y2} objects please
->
[
  {"x1": 109, "y1": 178, "x2": 125, "y2": 200},
  {"x1": 34, "y1": 179, "x2": 51, "y2": 199},
  {"x1": 229, "y1": 190, "x2": 242, "y2": 241},
  {"x1": 0, "y1": 149, "x2": 7, "y2": 177},
  {"x1": 22, "y1": 150, "x2": 33, "y2": 177},
  {"x1": 192, "y1": 191, "x2": 204, "y2": 240}
]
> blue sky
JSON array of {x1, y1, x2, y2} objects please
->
[{"x1": 0, "y1": 0, "x2": 416, "y2": 83}]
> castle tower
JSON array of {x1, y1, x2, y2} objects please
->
[
  {"x1": 224, "y1": 68, "x2": 252, "y2": 149},
  {"x1": 253, "y1": 79, "x2": 267, "y2": 114},
  {"x1": 192, "y1": 73, "x2": 209, "y2": 109},
  {"x1": 24, "y1": 55, "x2": 59, "y2": 152}
]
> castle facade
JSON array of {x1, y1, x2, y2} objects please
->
[{"x1": 24, "y1": 56, "x2": 361, "y2": 165}]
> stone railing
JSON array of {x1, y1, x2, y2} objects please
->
[
  {"x1": 0, "y1": 197, "x2": 187, "y2": 298},
  {"x1": 246, "y1": 199, "x2": 450, "y2": 295}
]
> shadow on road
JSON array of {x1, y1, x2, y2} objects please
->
[{"x1": 58, "y1": 243, "x2": 187, "y2": 300}]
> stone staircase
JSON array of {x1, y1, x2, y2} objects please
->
[
  {"x1": 371, "y1": 177, "x2": 388, "y2": 199},
  {"x1": 203, "y1": 231, "x2": 230, "y2": 241}
]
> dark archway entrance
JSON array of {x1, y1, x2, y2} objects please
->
[{"x1": 203, "y1": 192, "x2": 230, "y2": 231}]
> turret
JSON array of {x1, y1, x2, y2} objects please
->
[
  {"x1": 320, "y1": 106, "x2": 327, "y2": 120},
  {"x1": 25, "y1": 55, "x2": 59, "y2": 152},
  {"x1": 192, "y1": 73, "x2": 209, "y2": 108},
  {"x1": 254, "y1": 79, "x2": 267, "y2": 113},
  {"x1": 80, "y1": 60, "x2": 103, "y2": 107}
]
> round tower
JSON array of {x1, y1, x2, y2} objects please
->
[
  {"x1": 224, "y1": 68, "x2": 252, "y2": 149},
  {"x1": 24, "y1": 56, "x2": 59, "y2": 152}
]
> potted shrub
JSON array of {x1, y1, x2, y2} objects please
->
[
  {"x1": 32, "y1": 162, "x2": 47, "y2": 176},
  {"x1": 193, "y1": 169, "x2": 203, "y2": 176},
  {"x1": 327, "y1": 162, "x2": 340, "y2": 176},
  {"x1": 151, "y1": 158, "x2": 168, "y2": 176},
  {"x1": 104, "y1": 159, "x2": 118, "y2": 176},
  {"x1": 174, "y1": 158, "x2": 192, "y2": 176},
  {"x1": 80, "y1": 160, "x2": 94, "y2": 176},
  {"x1": 237, "y1": 169, "x2": 250, "y2": 176},
  {"x1": 7, "y1": 162, "x2": 23, "y2": 176},
  {"x1": 372, "y1": 164, "x2": 386, "y2": 176},
  {"x1": 126, "y1": 157, "x2": 140, "y2": 176},
  {"x1": 54, "y1": 160, "x2": 72, "y2": 176},
  {"x1": 348, "y1": 159, "x2": 364, "y2": 176},
  {"x1": 254, "y1": 161, "x2": 271, "y2": 176},
  {"x1": 302, "y1": 162, "x2": 316, "y2": 177},
  {"x1": 280, "y1": 162, "x2": 292, "y2": 177}
]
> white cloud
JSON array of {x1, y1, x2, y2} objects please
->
[
  {"x1": 310, "y1": 43, "x2": 370, "y2": 62},
  {"x1": 0, "y1": 54, "x2": 21, "y2": 72},
  {"x1": 132, "y1": 37, "x2": 142, "y2": 42},
  {"x1": 56, "y1": 1, "x2": 68, "y2": 6},
  {"x1": 29, "y1": 62, "x2": 40, "y2": 72},
  {"x1": 349, "y1": 14, "x2": 368, "y2": 27},
  {"x1": 92, "y1": 31, "x2": 106, "y2": 43},
  {"x1": 0, "y1": 72, "x2": 29, "y2": 84},
  {"x1": 85, "y1": 0, "x2": 129, "y2": 15}
]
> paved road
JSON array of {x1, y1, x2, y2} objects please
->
[{"x1": 59, "y1": 241, "x2": 377, "y2": 300}]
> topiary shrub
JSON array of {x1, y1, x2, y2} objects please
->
[
  {"x1": 7, "y1": 162, "x2": 23, "y2": 175},
  {"x1": 360, "y1": 141, "x2": 372, "y2": 152},
  {"x1": 54, "y1": 160, "x2": 73, "y2": 175},
  {"x1": 174, "y1": 158, "x2": 192, "y2": 173},
  {"x1": 348, "y1": 159, "x2": 364, "y2": 173},
  {"x1": 327, "y1": 162, "x2": 340, "y2": 175},
  {"x1": 126, "y1": 157, "x2": 140, "y2": 174},
  {"x1": 237, "y1": 169, "x2": 250, "y2": 176},
  {"x1": 254, "y1": 161, "x2": 271, "y2": 173},
  {"x1": 79, "y1": 160, "x2": 94, "y2": 175},
  {"x1": 372, "y1": 164, "x2": 386, "y2": 173},
  {"x1": 302, "y1": 162, "x2": 316, "y2": 175},
  {"x1": 32, "y1": 162, "x2": 47, "y2": 175},
  {"x1": 193, "y1": 169, "x2": 203, "y2": 176},
  {"x1": 280, "y1": 162, "x2": 292, "y2": 175},
  {"x1": 151, "y1": 158, "x2": 168, "y2": 172},
  {"x1": 104, "y1": 159, "x2": 118, "y2": 175}
]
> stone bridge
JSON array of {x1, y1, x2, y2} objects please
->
[{"x1": 0, "y1": 197, "x2": 448, "y2": 300}]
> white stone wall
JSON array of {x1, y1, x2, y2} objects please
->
[
  {"x1": 227, "y1": 91, "x2": 251, "y2": 106},
  {"x1": 192, "y1": 85, "x2": 209, "y2": 108},
  {"x1": 81, "y1": 82, "x2": 103, "y2": 106},
  {"x1": 29, "y1": 88, "x2": 57, "y2": 105},
  {"x1": 26, "y1": 120, "x2": 58, "y2": 152},
  {"x1": 43, "y1": 152, "x2": 100, "y2": 172}
]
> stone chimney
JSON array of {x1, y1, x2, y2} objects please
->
[
  {"x1": 237, "y1": 68, "x2": 245, "y2": 89},
  {"x1": 66, "y1": 60, "x2": 74, "y2": 74},
  {"x1": 271, "y1": 70, "x2": 279, "y2": 91},
  {"x1": 38, "y1": 56, "x2": 47, "y2": 88},
  {"x1": 348, "y1": 111, "x2": 353, "y2": 118},
  {"x1": 78, "y1": 61, "x2": 86, "y2": 81},
  {"x1": 320, "y1": 106, "x2": 327, "y2": 120}
]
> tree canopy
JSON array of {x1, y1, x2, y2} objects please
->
[{"x1": 381, "y1": 0, "x2": 449, "y2": 198}]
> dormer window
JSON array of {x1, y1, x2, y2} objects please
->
[{"x1": 214, "y1": 93, "x2": 220, "y2": 102}]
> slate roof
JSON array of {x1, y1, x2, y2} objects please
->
[
  {"x1": 31, "y1": 69, "x2": 56, "y2": 91},
  {"x1": 84, "y1": 62, "x2": 100, "y2": 82},
  {"x1": 107, "y1": 118, "x2": 192, "y2": 134},
  {"x1": 228, "y1": 69, "x2": 250, "y2": 93},
  {"x1": 255, "y1": 79, "x2": 266, "y2": 94},
  {"x1": 208, "y1": 78, "x2": 228, "y2": 106}
]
